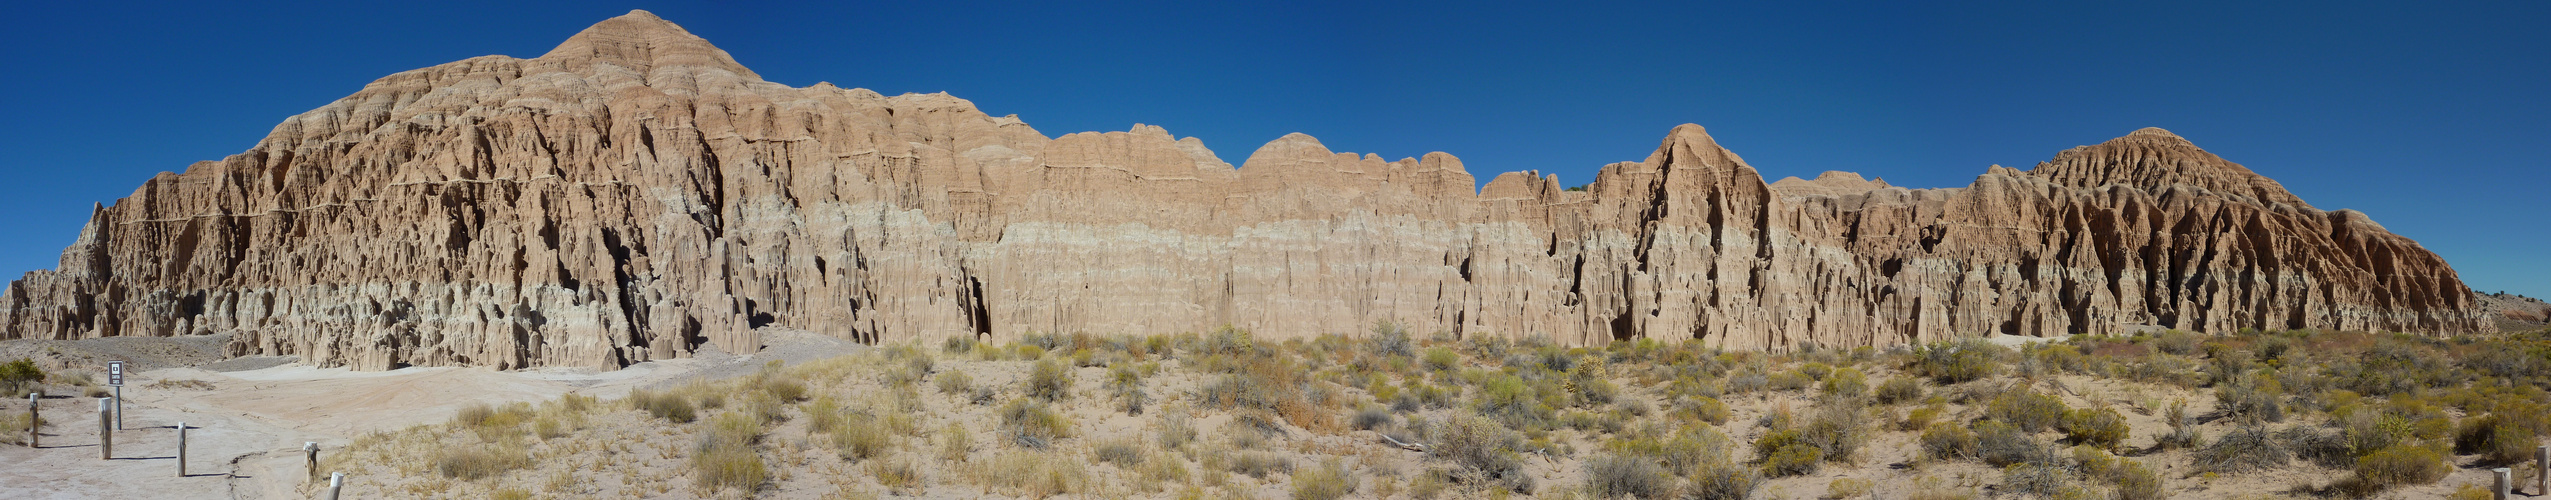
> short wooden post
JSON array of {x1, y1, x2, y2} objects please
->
[
  {"x1": 25, "y1": 392, "x2": 36, "y2": 448},
  {"x1": 97, "y1": 398, "x2": 111, "y2": 459},
  {"x1": 175, "y1": 422, "x2": 187, "y2": 477},
  {"x1": 2495, "y1": 467, "x2": 2511, "y2": 500},
  {"x1": 2536, "y1": 445, "x2": 2547, "y2": 495},
  {"x1": 303, "y1": 442, "x2": 319, "y2": 482},
  {"x1": 325, "y1": 472, "x2": 344, "y2": 500}
]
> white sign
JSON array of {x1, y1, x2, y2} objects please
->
[{"x1": 107, "y1": 360, "x2": 123, "y2": 387}]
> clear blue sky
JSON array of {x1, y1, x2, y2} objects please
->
[{"x1": 2, "y1": 1, "x2": 2544, "y2": 297}]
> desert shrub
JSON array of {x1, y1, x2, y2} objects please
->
[
  {"x1": 2112, "y1": 458, "x2": 2166, "y2": 500},
  {"x1": 1354, "y1": 406, "x2": 1394, "y2": 431},
  {"x1": 1985, "y1": 388, "x2": 2069, "y2": 432},
  {"x1": 1655, "y1": 426, "x2": 1736, "y2": 476},
  {"x1": 1916, "y1": 339, "x2": 2005, "y2": 384},
  {"x1": 1430, "y1": 414, "x2": 1530, "y2": 492},
  {"x1": 944, "y1": 335, "x2": 976, "y2": 354},
  {"x1": 1900, "y1": 404, "x2": 1945, "y2": 432},
  {"x1": 2456, "y1": 413, "x2": 2544, "y2": 464},
  {"x1": 756, "y1": 374, "x2": 807, "y2": 402},
  {"x1": 1821, "y1": 367, "x2": 1869, "y2": 399},
  {"x1": 2195, "y1": 425, "x2": 2290, "y2": 474},
  {"x1": 0, "y1": 358, "x2": 42, "y2": 396},
  {"x1": 1293, "y1": 458, "x2": 1357, "y2": 500},
  {"x1": 1584, "y1": 453, "x2": 1673, "y2": 499},
  {"x1": 1373, "y1": 321, "x2": 1416, "y2": 357},
  {"x1": 1677, "y1": 396, "x2": 1732, "y2": 425},
  {"x1": 1027, "y1": 359, "x2": 1072, "y2": 401},
  {"x1": 1794, "y1": 403, "x2": 1871, "y2": 463},
  {"x1": 1160, "y1": 408, "x2": 1196, "y2": 450},
  {"x1": 2340, "y1": 444, "x2": 2450, "y2": 495},
  {"x1": 1920, "y1": 422, "x2": 1979, "y2": 461},
  {"x1": 982, "y1": 450, "x2": 1088, "y2": 497},
  {"x1": 2061, "y1": 407, "x2": 2130, "y2": 451},
  {"x1": 1094, "y1": 438, "x2": 1145, "y2": 467},
  {"x1": 1423, "y1": 347, "x2": 1460, "y2": 371},
  {"x1": 935, "y1": 368, "x2": 973, "y2": 395},
  {"x1": 2154, "y1": 330, "x2": 2202, "y2": 355},
  {"x1": 1106, "y1": 364, "x2": 1148, "y2": 415},
  {"x1": 1875, "y1": 376, "x2": 1923, "y2": 405},
  {"x1": 2153, "y1": 398, "x2": 2203, "y2": 450},
  {"x1": 1686, "y1": 459, "x2": 1763, "y2": 500},
  {"x1": 434, "y1": 445, "x2": 531, "y2": 480},
  {"x1": 998, "y1": 398, "x2": 1072, "y2": 448},
  {"x1": 1228, "y1": 451, "x2": 1295, "y2": 479},
  {"x1": 2000, "y1": 462, "x2": 2071, "y2": 498},
  {"x1": 1756, "y1": 433, "x2": 1824, "y2": 477},
  {"x1": 1826, "y1": 477, "x2": 1874, "y2": 499},
  {"x1": 2214, "y1": 372, "x2": 2287, "y2": 424},
  {"x1": 2283, "y1": 425, "x2": 2355, "y2": 469},
  {"x1": 1975, "y1": 421, "x2": 2050, "y2": 467},
  {"x1": 629, "y1": 389, "x2": 697, "y2": 423},
  {"x1": 834, "y1": 412, "x2": 892, "y2": 461},
  {"x1": 870, "y1": 457, "x2": 923, "y2": 495},
  {"x1": 1474, "y1": 373, "x2": 1552, "y2": 430},
  {"x1": 1768, "y1": 370, "x2": 1814, "y2": 391}
]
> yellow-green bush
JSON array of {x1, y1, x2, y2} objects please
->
[{"x1": 2060, "y1": 407, "x2": 2130, "y2": 451}]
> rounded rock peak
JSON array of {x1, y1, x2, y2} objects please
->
[
  {"x1": 540, "y1": 9, "x2": 759, "y2": 80},
  {"x1": 2128, "y1": 127, "x2": 2180, "y2": 138}
]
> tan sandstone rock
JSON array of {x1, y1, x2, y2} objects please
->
[{"x1": 0, "y1": 11, "x2": 2493, "y2": 369}]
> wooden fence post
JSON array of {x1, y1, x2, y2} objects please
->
[
  {"x1": 97, "y1": 398, "x2": 111, "y2": 459},
  {"x1": 2494, "y1": 467, "x2": 2511, "y2": 500},
  {"x1": 2536, "y1": 445, "x2": 2547, "y2": 495},
  {"x1": 26, "y1": 392, "x2": 38, "y2": 448},
  {"x1": 304, "y1": 442, "x2": 319, "y2": 482},
  {"x1": 325, "y1": 472, "x2": 344, "y2": 500},
  {"x1": 175, "y1": 421, "x2": 187, "y2": 477}
]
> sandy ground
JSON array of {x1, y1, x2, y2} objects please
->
[{"x1": 0, "y1": 329, "x2": 862, "y2": 499}]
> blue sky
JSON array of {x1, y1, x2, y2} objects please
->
[{"x1": 1, "y1": 1, "x2": 2544, "y2": 297}]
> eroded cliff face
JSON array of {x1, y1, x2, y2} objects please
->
[{"x1": 0, "y1": 11, "x2": 2491, "y2": 369}]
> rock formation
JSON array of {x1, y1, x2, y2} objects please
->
[{"x1": 0, "y1": 11, "x2": 2492, "y2": 369}]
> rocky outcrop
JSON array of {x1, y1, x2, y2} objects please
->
[{"x1": 0, "y1": 11, "x2": 2492, "y2": 369}]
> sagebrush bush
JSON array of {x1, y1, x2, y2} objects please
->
[
  {"x1": 1975, "y1": 421, "x2": 2049, "y2": 467},
  {"x1": 1985, "y1": 387, "x2": 2069, "y2": 433},
  {"x1": 1875, "y1": 376, "x2": 1923, "y2": 405},
  {"x1": 1921, "y1": 422, "x2": 1978, "y2": 461},
  {"x1": 2196, "y1": 425, "x2": 2290, "y2": 474},
  {"x1": 2341, "y1": 444, "x2": 2450, "y2": 495},
  {"x1": 999, "y1": 398, "x2": 1072, "y2": 448},
  {"x1": 935, "y1": 368, "x2": 973, "y2": 395},
  {"x1": 1686, "y1": 459, "x2": 1762, "y2": 500},
  {"x1": 1292, "y1": 458, "x2": 1356, "y2": 500},
  {"x1": 2456, "y1": 413, "x2": 2543, "y2": 464},
  {"x1": 1094, "y1": 438, "x2": 1145, "y2": 467},
  {"x1": 1028, "y1": 359, "x2": 1072, "y2": 401},
  {"x1": 2061, "y1": 407, "x2": 2130, "y2": 451},
  {"x1": 1431, "y1": 415, "x2": 1529, "y2": 492},
  {"x1": 1821, "y1": 367, "x2": 1869, "y2": 400},
  {"x1": 1916, "y1": 339, "x2": 2005, "y2": 384},
  {"x1": 833, "y1": 412, "x2": 891, "y2": 461},
  {"x1": 1584, "y1": 453, "x2": 1674, "y2": 499}
]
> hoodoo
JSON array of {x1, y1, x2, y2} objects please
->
[{"x1": 0, "y1": 11, "x2": 2490, "y2": 369}]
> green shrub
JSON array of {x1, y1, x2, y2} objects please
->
[
  {"x1": 629, "y1": 389, "x2": 697, "y2": 423},
  {"x1": 1920, "y1": 422, "x2": 1978, "y2": 461},
  {"x1": 1292, "y1": 458, "x2": 1356, "y2": 500},
  {"x1": 1430, "y1": 415, "x2": 1530, "y2": 492},
  {"x1": 1759, "y1": 440, "x2": 1823, "y2": 477},
  {"x1": 1686, "y1": 459, "x2": 1763, "y2": 500},
  {"x1": 1768, "y1": 370, "x2": 1814, "y2": 391},
  {"x1": 0, "y1": 358, "x2": 43, "y2": 396},
  {"x1": 2154, "y1": 330, "x2": 2202, "y2": 355},
  {"x1": 2060, "y1": 407, "x2": 2130, "y2": 451},
  {"x1": 2456, "y1": 414, "x2": 2544, "y2": 464},
  {"x1": 1028, "y1": 359, "x2": 1072, "y2": 401},
  {"x1": 2341, "y1": 444, "x2": 2450, "y2": 495},
  {"x1": 2000, "y1": 462, "x2": 2070, "y2": 498},
  {"x1": 2113, "y1": 458, "x2": 2165, "y2": 500},
  {"x1": 1423, "y1": 347, "x2": 1460, "y2": 371},
  {"x1": 1985, "y1": 388, "x2": 2069, "y2": 433},
  {"x1": 1916, "y1": 339, "x2": 2005, "y2": 384},
  {"x1": 1584, "y1": 453, "x2": 1674, "y2": 499},
  {"x1": 1821, "y1": 368, "x2": 1869, "y2": 399},
  {"x1": 999, "y1": 398, "x2": 1072, "y2": 448},
  {"x1": 1679, "y1": 396, "x2": 1732, "y2": 425},
  {"x1": 935, "y1": 368, "x2": 973, "y2": 395},
  {"x1": 1106, "y1": 364, "x2": 1148, "y2": 415},
  {"x1": 1974, "y1": 421, "x2": 2048, "y2": 467},
  {"x1": 1875, "y1": 376, "x2": 1923, "y2": 405}
]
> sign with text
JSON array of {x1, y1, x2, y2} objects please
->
[{"x1": 107, "y1": 360, "x2": 123, "y2": 387}]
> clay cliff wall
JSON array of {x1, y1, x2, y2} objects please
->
[{"x1": 0, "y1": 12, "x2": 2490, "y2": 369}]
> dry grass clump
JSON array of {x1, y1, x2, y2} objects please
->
[
  {"x1": 2196, "y1": 425, "x2": 2291, "y2": 474},
  {"x1": 693, "y1": 411, "x2": 767, "y2": 492},
  {"x1": 434, "y1": 444, "x2": 532, "y2": 480},
  {"x1": 1583, "y1": 453, "x2": 1673, "y2": 498},
  {"x1": 627, "y1": 388, "x2": 697, "y2": 423},
  {"x1": 1291, "y1": 458, "x2": 1357, "y2": 500},
  {"x1": 974, "y1": 450, "x2": 1087, "y2": 497},
  {"x1": 1026, "y1": 359, "x2": 1072, "y2": 401},
  {"x1": 998, "y1": 398, "x2": 1072, "y2": 448},
  {"x1": 1427, "y1": 414, "x2": 1532, "y2": 493}
]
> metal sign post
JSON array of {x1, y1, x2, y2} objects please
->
[{"x1": 107, "y1": 361, "x2": 123, "y2": 430}]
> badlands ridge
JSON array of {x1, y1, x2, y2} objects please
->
[{"x1": 0, "y1": 11, "x2": 2490, "y2": 369}]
